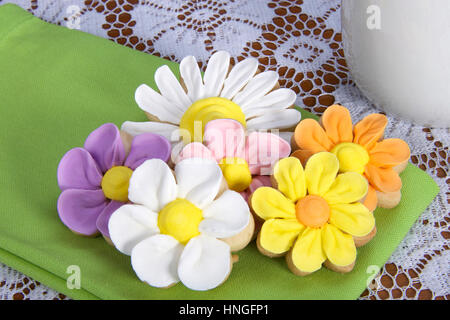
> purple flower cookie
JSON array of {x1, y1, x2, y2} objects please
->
[{"x1": 57, "y1": 123, "x2": 171, "y2": 239}]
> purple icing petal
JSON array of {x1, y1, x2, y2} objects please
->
[
  {"x1": 57, "y1": 189, "x2": 107, "y2": 236},
  {"x1": 124, "y1": 133, "x2": 172, "y2": 170},
  {"x1": 84, "y1": 123, "x2": 126, "y2": 173},
  {"x1": 57, "y1": 147, "x2": 103, "y2": 191},
  {"x1": 96, "y1": 200, "x2": 124, "y2": 239}
]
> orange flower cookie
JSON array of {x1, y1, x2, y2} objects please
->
[
  {"x1": 291, "y1": 105, "x2": 410, "y2": 210},
  {"x1": 250, "y1": 154, "x2": 376, "y2": 275}
]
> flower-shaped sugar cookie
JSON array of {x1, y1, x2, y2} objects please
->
[
  {"x1": 108, "y1": 158, "x2": 253, "y2": 291},
  {"x1": 292, "y1": 105, "x2": 410, "y2": 210},
  {"x1": 57, "y1": 123, "x2": 171, "y2": 239},
  {"x1": 176, "y1": 119, "x2": 291, "y2": 201},
  {"x1": 121, "y1": 51, "x2": 300, "y2": 144},
  {"x1": 250, "y1": 153, "x2": 376, "y2": 275}
]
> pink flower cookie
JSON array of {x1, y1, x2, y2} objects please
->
[
  {"x1": 176, "y1": 119, "x2": 291, "y2": 201},
  {"x1": 57, "y1": 123, "x2": 171, "y2": 239}
]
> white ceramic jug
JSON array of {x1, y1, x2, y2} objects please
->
[{"x1": 342, "y1": 0, "x2": 450, "y2": 128}]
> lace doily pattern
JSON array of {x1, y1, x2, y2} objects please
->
[
  {"x1": 0, "y1": 263, "x2": 67, "y2": 300},
  {"x1": 0, "y1": 0, "x2": 448, "y2": 300}
]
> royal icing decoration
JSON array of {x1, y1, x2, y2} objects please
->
[
  {"x1": 121, "y1": 51, "x2": 301, "y2": 145},
  {"x1": 292, "y1": 105, "x2": 410, "y2": 211},
  {"x1": 176, "y1": 119, "x2": 291, "y2": 200},
  {"x1": 108, "y1": 158, "x2": 252, "y2": 291},
  {"x1": 57, "y1": 123, "x2": 171, "y2": 239},
  {"x1": 251, "y1": 153, "x2": 375, "y2": 275}
]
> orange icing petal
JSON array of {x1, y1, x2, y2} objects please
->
[
  {"x1": 369, "y1": 138, "x2": 411, "y2": 167},
  {"x1": 365, "y1": 163, "x2": 402, "y2": 193},
  {"x1": 291, "y1": 149, "x2": 314, "y2": 167},
  {"x1": 362, "y1": 185, "x2": 378, "y2": 212},
  {"x1": 321, "y1": 105, "x2": 353, "y2": 145},
  {"x1": 294, "y1": 119, "x2": 333, "y2": 153},
  {"x1": 353, "y1": 114, "x2": 388, "y2": 151}
]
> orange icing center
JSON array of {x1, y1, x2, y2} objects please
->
[{"x1": 295, "y1": 195, "x2": 330, "y2": 228}]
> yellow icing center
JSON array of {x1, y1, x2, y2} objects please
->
[
  {"x1": 219, "y1": 157, "x2": 252, "y2": 192},
  {"x1": 157, "y1": 199, "x2": 203, "y2": 244},
  {"x1": 331, "y1": 142, "x2": 369, "y2": 174},
  {"x1": 179, "y1": 97, "x2": 246, "y2": 142},
  {"x1": 101, "y1": 166, "x2": 133, "y2": 202},
  {"x1": 295, "y1": 195, "x2": 330, "y2": 228}
]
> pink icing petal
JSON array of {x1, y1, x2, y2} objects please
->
[
  {"x1": 96, "y1": 200, "x2": 124, "y2": 239},
  {"x1": 124, "y1": 133, "x2": 172, "y2": 170},
  {"x1": 239, "y1": 190, "x2": 251, "y2": 202},
  {"x1": 245, "y1": 132, "x2": 291, "y2": 175},
  {"x1": 239, "y1": 175, "x2": 272, "y2": 202},
  {"x1": 203, "y1": 119, "x2": 246, "y2": 161},
  {"x1": 57, "y1": 189, "x2": 107, "y2": 236},
  {"x1": 84, "y1": 123, "x2": 126, "y2": 173},
  {"x1": 57, "y1": 147, "x2": 103, "y2": 191},
  {"x1": 176, "y1": 142, "x2": 216, "y2": 163},
  {"x1": 248, "y1": 175, "x2": 272, "y2": 192}
]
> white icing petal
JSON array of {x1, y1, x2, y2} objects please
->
[
  {"x1": 171, "y1": 140, "x2": 187, "y2": 165},
  {"x1": 128, "y1": 159, "x2": 177, "y2": 212},
  {"x1": 220, "y1": 57, "x2": 258, "y2": 100},
  {"x1": 121, "y1": 121, "x2": 179, "y2": 141},
  {"x1": 135, "y1": 84, "x2": 183, "y2": 123},
  {"x1": 178, "y1": 235, "x2": 231, "y2": 291},
  {"x1": 243, "y1": 88, "x2": 297, "y2": 118},
  {"x1": 131, "y1": 234, "x2": 183, "y2": 288},
  {"x1": 199, "y1": 190, "x2": 250, "y2": 238},
  {"x1": 175, "y1": 158, "x2": 223, "y2": 209},
  {"x1": 180, "y1": 55, "x2": 205, "y2": 102},
  {"x1": 232, "y1": 71, "x2": 279, "y2": 107},
  {"x1": 246, "y1": 109, "x2": 302, "y2": 130},
  {"x1": 108, "y1": 204, "x2": 159, "y2": 255},
  {"x1": 203, "y1": 51, "x2": 230, "y2": 98},
  {"x1": 155, "y1": 65, "x2": 192, "y2": 113},
  {"x1": 279, "y1": 131, "x2": 294, "y2": 146}
]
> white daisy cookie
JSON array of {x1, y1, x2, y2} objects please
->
[
  {"x1": 122, "y1": 51, "x2": 301, "y2": 146},
  {"x1": 108, "y1": 158, "x2": 254, "y2": 291}
]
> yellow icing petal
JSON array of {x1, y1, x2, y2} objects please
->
[
  {"x1": 291, "y1": 227, "x2": 326, "y2": 273},
  {"x1": 101, "y1": 166, "x2": 133, "y2": 202},
  {"x1": 219, "y1": 157, "x2": 252, "y2": 192},
  {"x1": 179, "y1": 97, "x2": 246, "y2": 142},
  {"x1": 273, "y1": 157, "x2": 306, "y2": 202},
  {"x1": 323, "y1": 172, "x2": 368, "y2": 205},
  {"x1": 158, "y1": 198, "x2": 203, "y2": 244},
  {"x1": 331, "y1": 142, "x2": 370, "y2": 174},
  {"x1": 329, "y1": 203, "x2": 375, "y2": 237},
  {"x1": 322, "y1": 223, "x2": 356, "y2": 267},
  {"x1": 251, "y1": 187, "x2": 296, "y2": 220},
  {"x1": 259, "y1": 218, "x2": 305, "y2": 255},
  {"x1": 304, "y1": 152, "x2": 339, "y2": 196}
]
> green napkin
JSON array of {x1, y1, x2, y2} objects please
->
[{"x1": 0, "y1": 4, "x2": 439, "y2": 300}]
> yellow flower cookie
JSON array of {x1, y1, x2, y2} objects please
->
[{"x1": 250, "y1": 153, "x2": 376, "y2": 275}]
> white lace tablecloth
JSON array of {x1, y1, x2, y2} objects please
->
[{"x1": 0, "y1": 0, "x2": 448, "y2": 300}]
